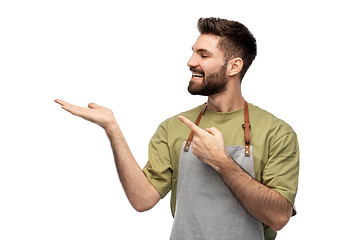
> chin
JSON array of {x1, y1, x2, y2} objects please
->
[{"x1": 188, "y1": 82, "x2": 205, "y2": 96}]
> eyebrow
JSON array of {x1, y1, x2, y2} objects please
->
[{"x1": 191, "y1": 47, "x2": 214, "y2": 56}]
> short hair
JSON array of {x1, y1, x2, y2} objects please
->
[{"x1": 197, "y1": 17, "x2": 257, "y2": 81}]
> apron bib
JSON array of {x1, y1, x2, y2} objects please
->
[{"x1": 170, "y1": 103, "x2": 264, "y2": 240}]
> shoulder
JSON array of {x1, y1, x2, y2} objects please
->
[
  {"x1": 249, "y1": 103, "x2": 297, "y2": 145},
  {"x1": 250, "y1": 103, "x2": 295, "y2": 132}
]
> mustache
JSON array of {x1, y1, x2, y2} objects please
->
[{"x1": 190, "y1": 67, "x2": 204, "y2": 75}]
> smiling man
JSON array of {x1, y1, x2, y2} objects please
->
[{"x1": 55, "y1": 17, "x2": 299, "y2": 240}]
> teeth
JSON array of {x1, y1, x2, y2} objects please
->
[{"x1": 192, "y1": 74, "x2": 203, "y2": 78}]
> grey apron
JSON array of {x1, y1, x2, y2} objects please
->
[{"x1": 170, "y1": 103, "x2": 264, "y2": 240}]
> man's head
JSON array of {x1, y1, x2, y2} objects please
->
[{"x1": 187, "y1": 17, "x2": 257, "y2": 96}]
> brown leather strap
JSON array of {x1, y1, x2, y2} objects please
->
[
  {"x1": 243, "y1": 102, "x2": 251, "y2": 157},
  {"x1": 183, "y1": 104, "x2": 207, "y2": 152},
  {"x1": 183, "y1": 102, "x2": 251, "y2": 157}
]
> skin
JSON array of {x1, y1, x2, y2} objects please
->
[{"x1": 55, "y1": 33, "x2": 292, "y2": 231}]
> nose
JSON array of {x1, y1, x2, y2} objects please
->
[{"x1": 187, "y1": 53, "x2": 198, "y2": 68}]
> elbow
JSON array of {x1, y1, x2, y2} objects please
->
[
  {"x1": 131, "y1": 201, "x2": 153, "y2": 213},
  {"x1": 127, "y1": 186, "x2": 161, "y2": 213},
  {"x1": 270, "y1": 221, "x2": 287, "y2": 232},
  {"x1": 130, "y1": 195, "x2": 160, "y2": 213},
  {"x1": 134, "y1": 206, "x2": 149, "y2": 213},
  {"x1": 268, "y1": 200, "x2": 293, "y2": 231},
  {"x1": 269, "y1": 214, "x2": 290, "y2": 231}
]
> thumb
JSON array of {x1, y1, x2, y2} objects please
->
[
  {"x1": 88, "y1": 102, "x2": 100, "y2": 109},
  {"x1": 205, "y1": 127, "x2": 221, "y2": 136}
]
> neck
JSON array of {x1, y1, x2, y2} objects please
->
[{"x1": 206, "y1": 82, "x2": 246, "y2": 113}]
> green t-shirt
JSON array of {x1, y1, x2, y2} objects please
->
[{"x1": 142, "y1": 103, "x2": 299, "y2": 239}]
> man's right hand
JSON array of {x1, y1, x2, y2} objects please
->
[{"x1": 54, "y1": 99, "x2": 117, "y2": 130}]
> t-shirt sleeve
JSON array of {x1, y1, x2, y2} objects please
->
[
  {"x1": 142, "y1": 121, "x2": 173, "y2": 199},
  {"x1": 262, "y1": 132, "x2": 299, "y2": 216}
]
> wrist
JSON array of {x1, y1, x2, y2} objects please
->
[
  {"x1": 104, "y1": 120, "x2": 120, "y2": 135},
  {"x1": 212, "y1": 152, "x2": 233, "y2": 173}
]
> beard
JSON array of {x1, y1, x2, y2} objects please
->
[{"x1": 187, "y1": 64, "x2": 228, "y2": 96}]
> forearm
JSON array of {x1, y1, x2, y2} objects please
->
[
  {"x1": 105, "y1": 123, "x2": 160, "y2": 212},
  {"x1": 214, "y1": 156, "x2": 292, "y2": 231}
]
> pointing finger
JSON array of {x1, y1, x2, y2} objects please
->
[{"x1": 178, "y1": 115, "x2": 205, "y2": 135}]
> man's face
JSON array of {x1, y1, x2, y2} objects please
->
[{"x1": 187, "y1": 34, "x2": 228, "y2": 96}]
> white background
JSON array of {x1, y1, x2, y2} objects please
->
[{"x1": 1, "y1": 0, "x2": 359, "y2": 239}]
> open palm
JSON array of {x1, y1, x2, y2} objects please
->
[{"x1": 54, "y1": 99, "x2": 116, "y2": 130}]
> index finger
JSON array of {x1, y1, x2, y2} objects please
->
[{"x1": 178, "y1": 115, "x2": 206, "y2": 135}]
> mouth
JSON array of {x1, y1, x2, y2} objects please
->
[
  {"x1": 190, "y1": 68, "x2": 204, "y2": 81},
  {"x1": 192, "y1": 73, "x2": 204, "y2": 79}
]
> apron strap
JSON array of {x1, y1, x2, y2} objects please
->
[
  {"x1": 183, "y1": 102, "x2": 251, "y2": 157},
  {"x1": 243, "y1": 102, "x2": 251, "y2": 157},
  {"x1": 184, "y1": 104, "x2": 207, "y2": 152}
]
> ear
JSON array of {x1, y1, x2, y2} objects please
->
[{"x1": 228, "y1": 58, "x2": 243, "y2": 77}]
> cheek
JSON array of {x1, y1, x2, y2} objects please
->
[{"x1": 203, "y1": 62, "x2": 224, "y2": 76}]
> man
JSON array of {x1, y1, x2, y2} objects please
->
[{"x1": 55, "y1": 17, "x2": 299, "y2": 240}]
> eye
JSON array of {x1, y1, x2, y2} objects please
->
[{"x1": 201, "y1": 54, "x2": 209, "y2": 58}]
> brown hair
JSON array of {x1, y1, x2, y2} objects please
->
[{"x1": 197, "y1": 17, "x2": 257, "y2": 81}]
